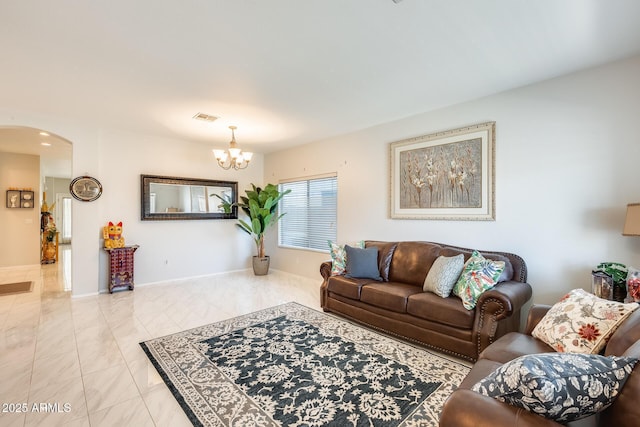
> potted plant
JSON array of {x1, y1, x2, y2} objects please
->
[{"x1": 236, "y1": 183, "x2": 291, "y2": 275}]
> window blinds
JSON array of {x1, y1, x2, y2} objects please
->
[{"x1": 278, "y1": 175, "x2": 337, "y2": 251}]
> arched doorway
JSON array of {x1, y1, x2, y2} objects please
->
[{"x1": 0, "y1": 126, "x2": 73, "y2": 290}]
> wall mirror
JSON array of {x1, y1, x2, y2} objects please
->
[{"x1": 141, "y1": 175, "x2": 238, "y2": 220}]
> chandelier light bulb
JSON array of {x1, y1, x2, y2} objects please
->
[{"x1": 228, "y1": 148, "x2": 241, "y2": 159}]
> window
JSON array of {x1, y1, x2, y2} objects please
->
[{"x1": 278, "y1": 175, "x2": 337, "y2": 252}]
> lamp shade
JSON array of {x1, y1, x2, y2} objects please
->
[{"x1": 623, "y1": 203, "x2": 640, "y2": 236}]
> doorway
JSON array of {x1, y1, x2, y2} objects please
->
[
  {"x1": 0, "y1": 126, "x2": 72, "y2": 289},
  {"x1": 51, "y1": 185, "x2": 73, "y2": 244}
]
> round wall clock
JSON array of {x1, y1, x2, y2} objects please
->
[{"x1": 70, "y1": 176, "x2": 103, "y2": 202}]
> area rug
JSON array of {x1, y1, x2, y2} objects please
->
[
  {"x1": 0, "y1": 281, "x2": 33, "y2": 296},
  {"x1": 140, "y1": 302, "x2": 470, "y2": 426}
]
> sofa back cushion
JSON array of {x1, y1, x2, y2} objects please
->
[
  {"x1": 387, "y1": 242, "x2": 442, "y2": 287},
  {"x1": 605, "y1": 309, "x2": 640, "y2": 356},
  {"x1": 440, "y1": 247, "x2": 514, "y2": 283},
  {"x1": 365, "y1": 241, "x2": 398, "y2": 282},
  {"x1": 362, "y1": 241, "x2": 525, "y2": 288}
]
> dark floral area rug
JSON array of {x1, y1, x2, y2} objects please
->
[{"x1": 140, "y1": 302, "x2": 470, "y2": 426}]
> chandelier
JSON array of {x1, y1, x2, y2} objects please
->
[{"x1": 212, "y1": 126, "x2": 253, "y2": 170}]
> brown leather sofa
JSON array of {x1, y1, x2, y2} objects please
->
[
  {"x1": 439, "y1": 304, "x2": 640, "y2": 427},
  {"x1": 320, "y1": 241, "x2": 532, "y2": 361}
]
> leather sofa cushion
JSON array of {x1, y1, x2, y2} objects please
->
[
  {"x1": 458, "y1": 359, "x2": 504, "y2": 390},
  {"x1": 365, "y1": 241, "x2": 398, "y2": 281},
  {"x1": 360, "y1": 282, "x2": 422, "y2": 313},
  {"x1": 605, "y1": 309, "x2": 640, "y2": 357},
  {"x1": 388, "y1": 242, "x2": 442, "y2": 286},
  {"x1": 406, "y1": 292, "x2": 475, "y2": 329},
  {"x1": 440, "y1": 247, "x2": 514, "y2": 282},
  {"x1": 479, "y1": 332, "x2": 554, "y2": 364},
  {"x1": 326, "y1": 276, "x2": 374, "y2": 300}
]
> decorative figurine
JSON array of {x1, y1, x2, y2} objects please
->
[
  {"x1": 103, "y1": 221, "x2": 125, "y2": 249},
  {"x1": 628, "y1": 267, "x2": 640, "y2": 303}
]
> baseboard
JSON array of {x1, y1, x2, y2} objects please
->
[{"x1": 134, "y1": 268, "x2": 253, "y2": 288}]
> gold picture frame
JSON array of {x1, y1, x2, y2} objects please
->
[{"x1": 390, "y1": 122, "x2": 495, "y2": 220}]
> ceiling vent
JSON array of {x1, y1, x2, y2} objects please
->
[{"x1": 193, "y1": 113, "x2": 219, "y2": 122}]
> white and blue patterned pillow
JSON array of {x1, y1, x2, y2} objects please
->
[
  {"x1": 472, "y1": 353, "x2": 638, "y2": 423},
  {"x1": 423, "y1": 254, "x2": 465, "y2": 298}
]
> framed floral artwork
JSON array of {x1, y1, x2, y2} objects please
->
[{"x1": 390, "y1": 122, "x2": 495, "y2": 220}]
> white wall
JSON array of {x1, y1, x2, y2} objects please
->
[
  {"x1": 95, "y1": 128, "x2": 263, "y2": 293},
  {"x1": 2, "y1": 55, "x2": 639, "y2": 300},
  {"x1": 265, "y1": 54, "x2": 640, "y2": 305},
  {"x1": 0, "y1": 114, "x2": 262, "y2": 296},
  {"x1": 0, "y1": 152, "x2": 40, "y2": 267}
]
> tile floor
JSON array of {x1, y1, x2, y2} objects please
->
[{"x1": 0, "y1": 246, "x2": 320, "y2": 426}]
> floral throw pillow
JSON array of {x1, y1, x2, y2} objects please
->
[
  {"x1": 472, "y1": 353, "x2": 638, "y2": 423},
  {"x1": 328, "y1": 240, "x2": 364, "y2": 276},
  {"x1": 453, "y1": 251, "x2": 505, "y2": 310},
  {"x1": 531, "y1": 288, "x2": 639, "y2": 354}
]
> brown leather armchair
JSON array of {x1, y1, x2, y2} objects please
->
[{"x1": 439, "y1": 305, "x2": 640, "y2": 427}]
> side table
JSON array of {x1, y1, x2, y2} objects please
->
[{"x1": 105, "y1": 245, "x2": 139, "y2": 293}]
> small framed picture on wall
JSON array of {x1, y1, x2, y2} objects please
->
[
  {"x1": 6, "y1": 190, "x2": 21, "y2": 208},
  {"x1": 21, "y1": 191, "x2": 34, "y2": 208}
]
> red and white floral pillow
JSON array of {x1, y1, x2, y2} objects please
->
[{"x1": 532, "y1": 288, "x2": 639, "y2": 354}]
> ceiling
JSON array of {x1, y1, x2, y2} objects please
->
[
  {"x1": 0, "y1": 127, "x2": 72, "y2": 178},
  {"x1": 2, "y1": 0, "x2": 640, "y2": 177}
]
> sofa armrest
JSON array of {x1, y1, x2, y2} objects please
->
[
  {"x1": 320, "y1": 261, "x2": 332, "y2": 281},
  {"x1": 320, "y1": 261, "x2": 333, "y2": 310},
  {"x1": 524, "y1": 304, "x2": 552, "y2": 335},
  {"x1": 477, "y1": 281, "x2": 533, "y2": 319},
  {"x1": 440, "y1": 389, "x2": 560, "y2": 427},
  {"x1": 473, "y1": 281, "x2": 532, "y2": 357}
]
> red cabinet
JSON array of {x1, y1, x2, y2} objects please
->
[{"x1": 106, "y1": 245, "x2": 139, "y2": 293}]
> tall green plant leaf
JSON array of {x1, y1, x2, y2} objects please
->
[
  {"x1": 237, "y1": 220, "x2": 252, "y2": 234},
  {"x1": 251, "y1": 217, "x2": 262, "y2": 235},
  {"x1": 235, "y1": 183, "x2": 291, "y2": 257},
  {"x1": 264, "y1": 196, "x2": 275, "y2": 211}
]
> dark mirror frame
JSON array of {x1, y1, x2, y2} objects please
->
[{"x1": 141, "y1": 174, "x2": 238, "y2": 220}]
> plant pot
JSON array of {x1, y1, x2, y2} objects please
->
[
  {"x1": 613, "y1": 285, "x2": 627, "y2": 303},
  {"x1": 252, "y1": 256, "x2": 270, "y2": 276}
]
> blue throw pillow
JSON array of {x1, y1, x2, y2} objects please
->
[{"x1": 344, "y1": 245, "x2": 382, "y2": 281}]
